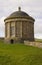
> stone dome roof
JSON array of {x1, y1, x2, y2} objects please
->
[
  {"x1": 8, "y1": 7, "x2": 29, "y2": 18},
  {"x1": 4, "y1": 7, "x2": 35, "y2": 21},
  {"x1": 9, "y1": 11, "x2": 29, "y2": 17}
]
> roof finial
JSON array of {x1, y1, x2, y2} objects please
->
[{"x1": 18, "y1": 7, "x2": 21, "y2": 11}]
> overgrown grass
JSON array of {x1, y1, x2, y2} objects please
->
[{"x1": 0, "y1": 40, "x2": 42, "y2": 65}]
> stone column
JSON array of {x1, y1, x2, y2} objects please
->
[
  {"x1": 4, "y1": 22, "x2": 7, "y2": 43},
  {"x1": 8, "y1": 22, "x2": 11, "y2": 37}
]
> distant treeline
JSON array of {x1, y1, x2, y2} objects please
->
[
  {"x1": 0, "y1": 37, "x2": 4, "y2": 41},
  {"x1": 35, "y1": 38, "x2": 42, "y2": 43}
]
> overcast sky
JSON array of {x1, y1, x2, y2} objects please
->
[{"x1": 0, "y1": 0, "x2": 42, "y2": 39}]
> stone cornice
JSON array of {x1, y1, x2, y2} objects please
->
[
  {"x1": 4, "y1": 16, "x2": 35, "y2": 22},
  {"x1": 5, "y1": 18, "x2": 34, "y2": 24}
]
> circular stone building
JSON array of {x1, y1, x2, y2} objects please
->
[{"x1": 4, "y1": 7, "x2": 35, "y2": 43}]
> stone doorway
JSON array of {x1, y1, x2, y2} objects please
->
[{"x1": 10, "y1": 39, "x2": 14, "y2": 44}]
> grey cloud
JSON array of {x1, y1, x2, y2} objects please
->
[{"x1": 34, "y1": 19, "x2": 42, "y2": 34}]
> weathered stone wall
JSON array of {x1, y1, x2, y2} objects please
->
[
  {"x1": 15, "y1": 21, "x2": 22, "y2": 38},
  {"x1": 24, "y1": 41, "x2": 42, "y2": 48},
  {"x1": 5, "y1": 18, "x2": 34, "y2": 43},
  {"x1": 22, "y1": 20, "x2": 34, "y2": 41}
]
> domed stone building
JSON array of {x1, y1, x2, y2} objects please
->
[{"x1": 4, "y1": 7, "x2": 35, "y2": 43}]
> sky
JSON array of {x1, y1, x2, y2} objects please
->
[{"x1": 0, "y1": 0, "x2": 42, "y2": 39}]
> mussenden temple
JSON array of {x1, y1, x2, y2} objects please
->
[{"x1": 4, "y1": 7, "x2": 35, "y2": 44}]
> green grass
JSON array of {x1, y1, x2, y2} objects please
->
[{"x1": 0, "y1": 40, "x2": 42, "y2": 65}]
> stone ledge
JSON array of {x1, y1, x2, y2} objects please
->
[{"x1": 24, "y1": 41, "x2": 42, "y2": 48}]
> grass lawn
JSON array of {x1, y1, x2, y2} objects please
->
[{"x1": 0, "y1": 40, "x2": 42, "y2": 65}]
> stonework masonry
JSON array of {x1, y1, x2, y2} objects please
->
[{"x1": 4, "y1": 7, "x2": 35, "y2": 43}]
